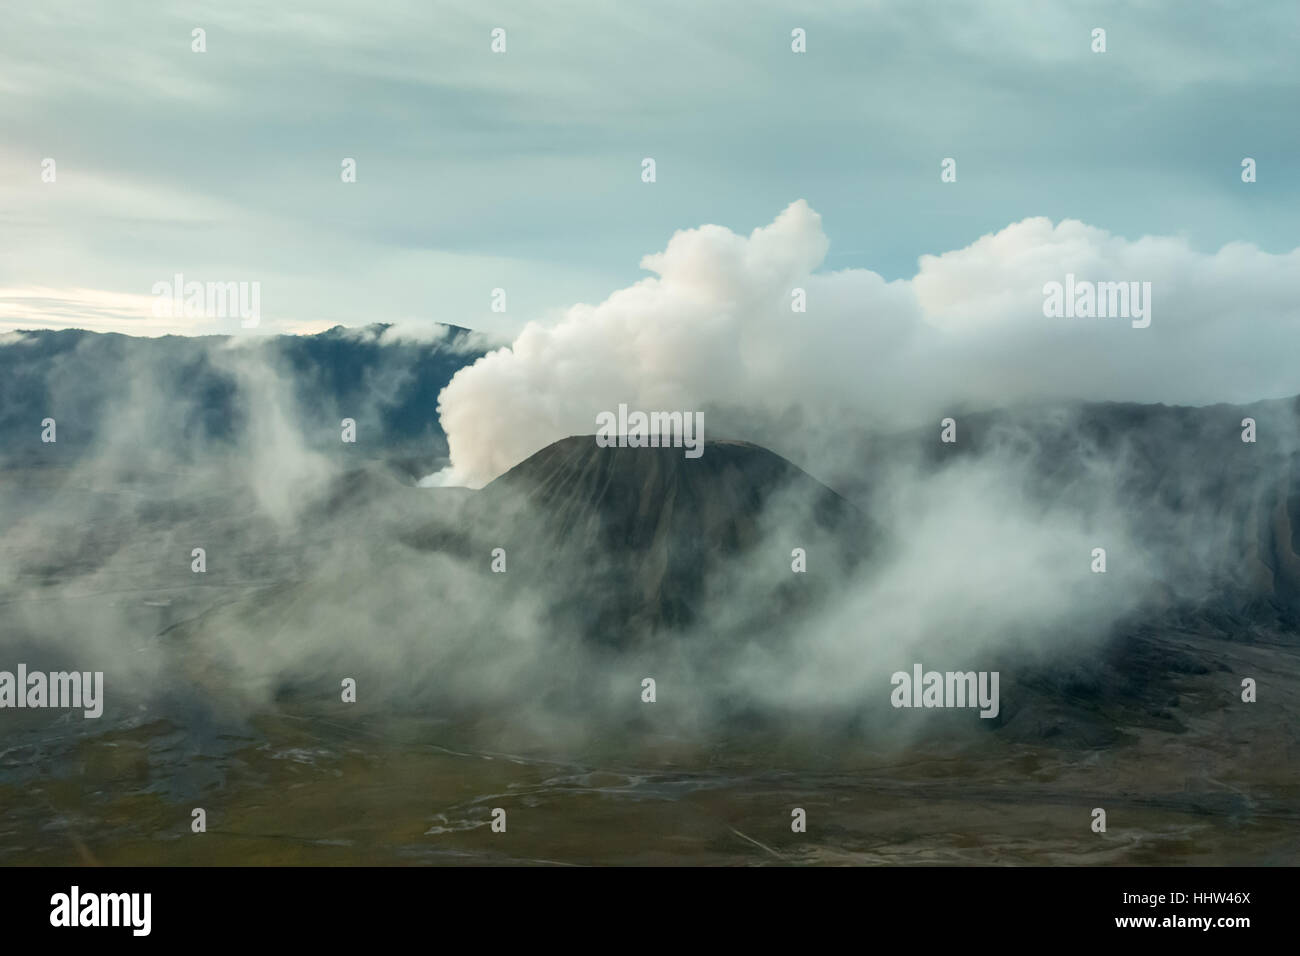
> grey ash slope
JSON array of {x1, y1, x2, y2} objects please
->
[
  {"x1": 484, "y1": 436, "x2": 862, "y2": 553},
  {"x1": 451, "y1": 437, "x2": 874, "y2": 648}
]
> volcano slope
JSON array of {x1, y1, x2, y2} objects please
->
[{"x1": 461, "y1": 436, "x2": 875, "y2": 650}]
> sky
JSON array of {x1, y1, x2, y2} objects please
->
[{"x1": 1, "y1": 0, "x2": 1297, "y2": 338}]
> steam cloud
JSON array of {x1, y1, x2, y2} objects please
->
[{"x1": 430, "y1": 200, "x2": 1300, "y2": 488}]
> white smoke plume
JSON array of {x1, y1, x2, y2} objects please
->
[{"x1": 430, "y1": 200, "x2": 1300, "y2": 487}]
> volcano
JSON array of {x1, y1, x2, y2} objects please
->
[{"x1": 457, "y1": 436, "x2": 875, "y2": 647}]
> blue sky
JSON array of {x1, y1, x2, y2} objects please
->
[{"x1": 1, "y1": 0, "x2": 1296, "y2": 337}]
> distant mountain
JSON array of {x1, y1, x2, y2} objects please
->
[
  {"x1": 839, "y1": 396, "x2": 1300, "y2": 619},
  {"x1": 0, "y1": 324, "x2": 487, "y2": 467}
]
